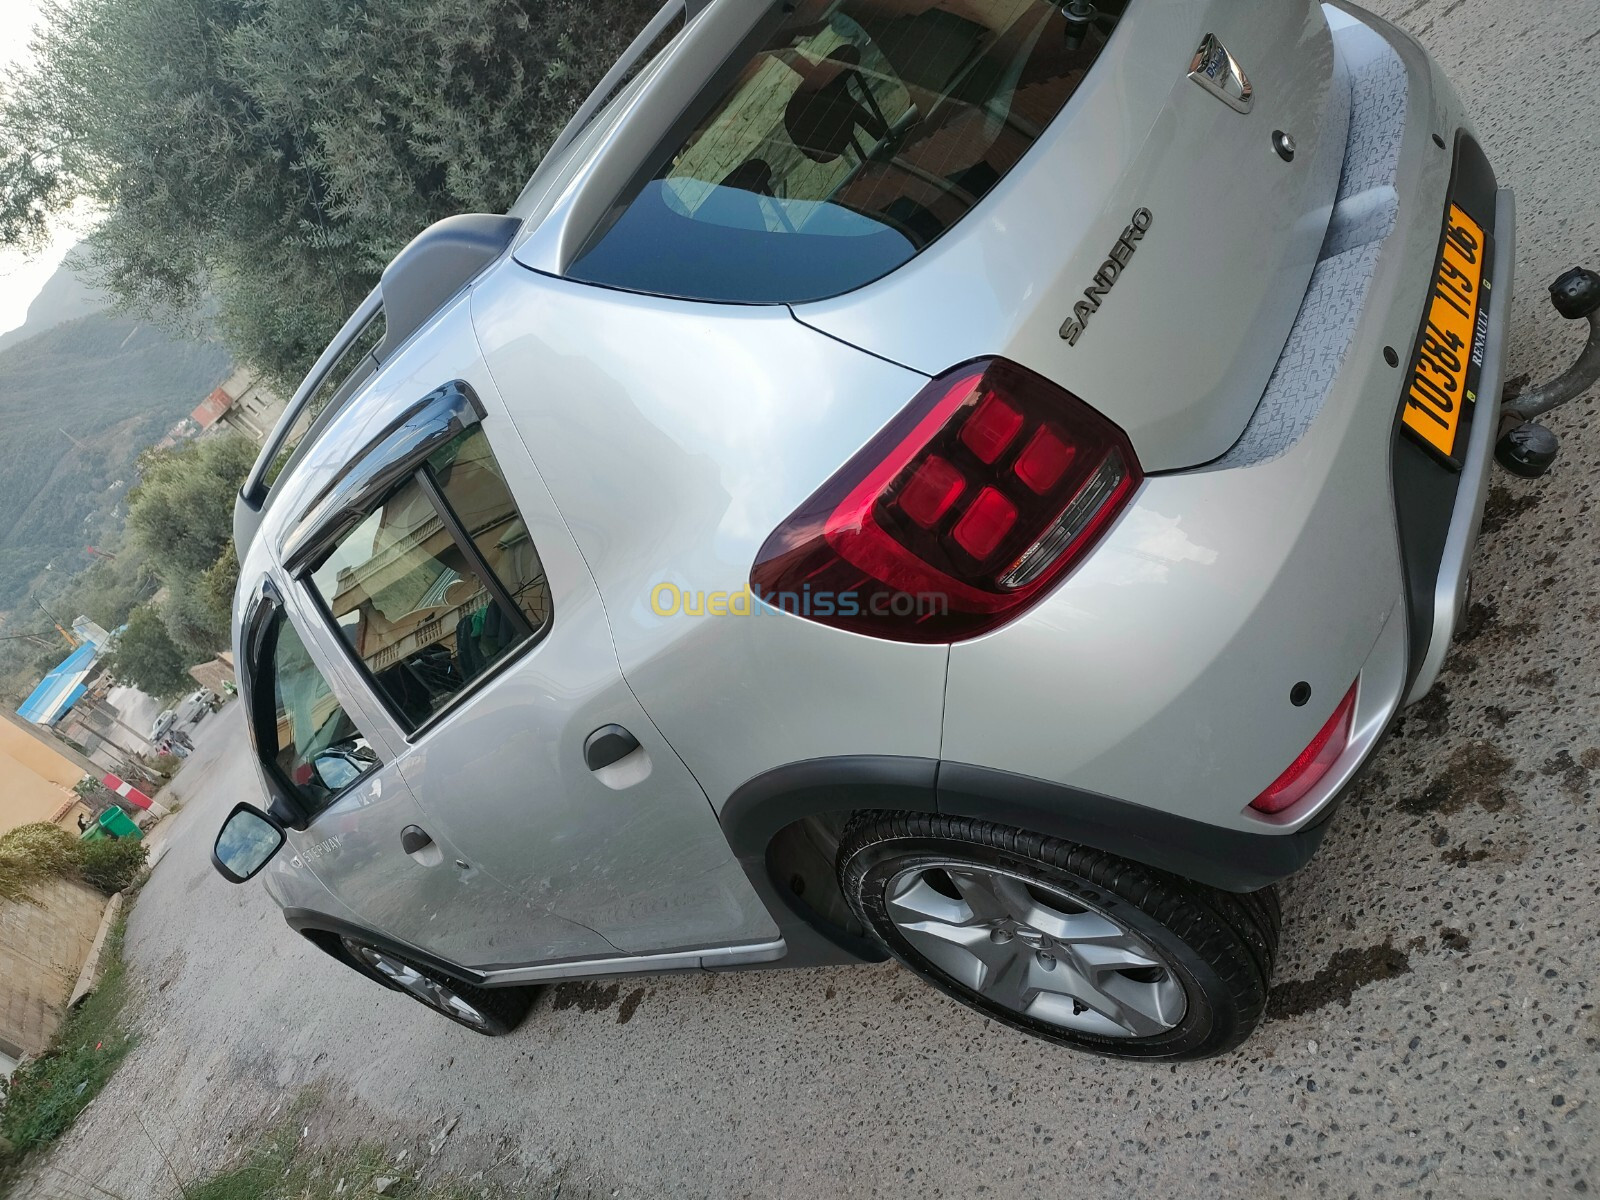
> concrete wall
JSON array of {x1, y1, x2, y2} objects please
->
[
  {"x1": 0, "y1": 714, "x2": 89, "y2": 837},
  {"x1": 0, "y1": 875, "x2": 106, "y2": 1060},
  {"x1": 214, "y1": 368, "x2": 287, "y2": 444},
  {"x1": 0, "y1": 711, "x2": 87, "y2": 788}
]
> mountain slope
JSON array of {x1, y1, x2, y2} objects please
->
[
  {"x1": 0, "y1": 311, "x2": 231, "y2": 608},
  {"x1": 0, "y1": 247, "x2": 107, "y2": 357}
]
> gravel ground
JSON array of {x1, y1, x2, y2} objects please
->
[{"x1": 11, "y1": 2, "x2": 1600, "y2": 1197}]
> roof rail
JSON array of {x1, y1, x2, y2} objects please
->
[
  {"x1": 541, "y1": 0, "x2": 705, "y2": 168},
  {"x1": 233, "y1": 213, "x2": 521, "y2": 555},
  {"x1": 237, "y1": 284, "x2": 382, "y2": 520}
]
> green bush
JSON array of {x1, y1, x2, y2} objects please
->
[
  {"x1": 0, "y1": 823, "x2": 79, "y2": 905},
  {"x1": 0, "y1": 822, "x2": 79, "y2": 873},
  {"x1": 77, "y1": 836, "x2": 148, "y2": 895},
  {"x1": 0, "y1": 818, "x2": 147, "y2": 904}
]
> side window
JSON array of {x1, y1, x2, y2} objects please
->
[
  {"x1": 427, "y1": 429, "x2": 552, "y2": 630},
  {"x1": 262, "y1": 612, "x2": 380, "y2": 814},
  {"x1": 306, "y1": 426, "x2": 552, "y2": 732}
]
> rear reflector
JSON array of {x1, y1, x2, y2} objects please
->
[
  {"x1": 1250, "y1": 683, "x2": 1359, "y2": 815},
  {"x1": 749, "y1": 358, "x2": 1142, "y2": 643}
]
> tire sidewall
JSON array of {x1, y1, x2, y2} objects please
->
[
  {"x1": 841, "y1": 832, "x2": 1257, "y2": 1061},
  {"x1": 339, "y1": 938, "x2": 518, "y2": 1037}
]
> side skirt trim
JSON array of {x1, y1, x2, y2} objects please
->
[
  {"x1": 283, "y1": 908, "x2": 786, "y2": 988},
  {"x1": 477, "y1": 939, "x2": 786, "y2": 986}
]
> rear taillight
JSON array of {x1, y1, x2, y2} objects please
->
[
  {"x1": 1250, "y1": 683, "x2": 1359, "y2": 815},
  {"x1": 750, "y1": 358, "x2": 1142, "y2": 643}
]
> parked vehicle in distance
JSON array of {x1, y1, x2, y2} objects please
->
[
  {"x1": 212, "y1": 0, "x2": 1517, "y2": 1058},
  {"x1": 175, "y1": 688, "x2": 219, "y2": 727},
  {"x1": 149, "y1": 709, "x2": 177, "y2": 743}
]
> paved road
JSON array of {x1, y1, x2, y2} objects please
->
[{"x1": 15, "y1": 2, "x2": 1600, "y2": 1197}]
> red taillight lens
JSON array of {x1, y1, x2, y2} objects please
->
[
  {"x1": 1250, "y1": 683, "x2": 1359, "y2": 815},
  {"x1": 749, "y1": 358, "x2": 1143, "y2": 642}
]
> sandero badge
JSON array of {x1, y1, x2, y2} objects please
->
[{"x1": 1058, "y1": 208, "x2": 1153, "y2": 346}]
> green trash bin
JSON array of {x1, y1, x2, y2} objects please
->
[{"x1": 94, "y1": 807, "x2": 142, "y2": 841}]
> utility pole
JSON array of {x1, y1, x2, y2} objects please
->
[
  {"x1": 34, "y1": 597, "x2": 79, "y2": 648},
  {"x1": 77, "y1": 695, "x2": 154, "y2": 758},
  {"x1": 0, "y1": 632, "x2": 54, "y2": 648}
]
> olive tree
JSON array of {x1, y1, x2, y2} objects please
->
[
  {"x1": 0, "y1": 0, "x2": 658, "y2": 385},
  {"x1": 124, "y1": 434, "x2": 257, "y2": 650},
  {"x1": 106, "y1": 603, "x2": 194, "y2": 698}
]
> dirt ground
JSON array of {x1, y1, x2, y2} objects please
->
[{"x1": 10, "y1": 1, "x2": 1600, "y2": 1197}]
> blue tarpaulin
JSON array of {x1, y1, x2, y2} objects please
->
[{"x1": 17, "y1": 641, "x2": 99, "y2": 725}]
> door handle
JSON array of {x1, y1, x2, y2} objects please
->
[
  {"x1": 584, "y1": 724, "x2": 640, "y2": 771},
  {"x1": 400, "y1": 826, "x2": 434, "y2": 856}
]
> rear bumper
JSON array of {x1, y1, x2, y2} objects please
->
[
  {"x1": 937, "y1": 8, "x2": 1512, "y2": 880},
  {"x1": 1396, "y1": 148, "x2": 1513, "y2": 704}
]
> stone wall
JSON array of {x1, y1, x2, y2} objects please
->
[{"x1": 0, "y1": 876, "x2": 107, "y2": 1060}]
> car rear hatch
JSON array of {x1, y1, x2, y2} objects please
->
[
  {"x1": 789, "y1": 0, "x2": 1350, "y2": 472},
  {"x1": 520, "y1": 0, "x2": 1348, "y2": 473}
]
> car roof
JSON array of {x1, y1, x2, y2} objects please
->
[{"x1": 232, "y1": 0, "x2": 743, "y2": 561}]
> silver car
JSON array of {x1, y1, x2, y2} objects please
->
[{"x1": 212, "y1": 0, "x2": 1514, "y2": 1060}]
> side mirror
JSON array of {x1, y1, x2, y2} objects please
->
[
  {"x1": 313, "y1": 748, "x2": 368, "y2": 792},
  {"x1": 212, "y1": 802, "x2": 287, "y2": 884}
]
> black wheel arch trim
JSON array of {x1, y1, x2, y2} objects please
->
[
  {"x1": 282, "y1": 908, "x2": 492, "y2": 988},
  {"x1": 721, "y1": 755, "x2": 1335, "y2": 914},
  {"x1": 719, "y1": 756, "x2": 939, "y2": 967}
]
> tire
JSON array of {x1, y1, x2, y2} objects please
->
[
  {"x1": 339, "y1": 937, "x2": 536, "y2": 1037},
  {"x1": 836, "y1": 813, "x2": 1278, "y2": 1061}
]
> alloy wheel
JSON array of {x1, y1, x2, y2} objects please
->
[
  {"x1": 346, "y1": 942, "x2": 493, "y2": 1031},
  {"x1": 883, "y1": 861, "x2": 1187, "y2": 1038}
]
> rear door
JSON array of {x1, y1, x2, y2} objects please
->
[
  {"x1": 236, "y1": 578, "x2": 601, "y2": 968},
  {"x1": 282, "y1": 378, "x2": 778, "y2": 962}
]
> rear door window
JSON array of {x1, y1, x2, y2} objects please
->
[
  {"x1": 306, "y1": 426, "x2": 552, "y2": 732},
  {"x1": 568, "y1": 0, "x2": 1127, "y2": 303}
]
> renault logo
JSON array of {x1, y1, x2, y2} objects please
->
[{"x1": 1188, "y1": 34, "x2": 1253, "y2": 114}]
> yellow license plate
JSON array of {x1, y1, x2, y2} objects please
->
[{"x1": 1402, "y1": 203, "x2": 1490, "y2": 466}]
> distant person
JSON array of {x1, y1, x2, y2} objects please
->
[{"x1": 77, "y1": 812, "x2": 88, "y2": 832}]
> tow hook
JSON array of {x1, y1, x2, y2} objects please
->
[{"x1": 1495, "y1": 267, "x2": 1600, "y2": 478}]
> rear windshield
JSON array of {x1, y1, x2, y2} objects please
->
[{"x1": 568, "y1": 0, "x2": 1127, "y2": 304}]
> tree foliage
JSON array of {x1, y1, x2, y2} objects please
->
[
  {"x1": 126, "y1": 435, "x2": 256, "y2": 577},
  {"x1": 1, "y1": 0, "x2": 658, "y2": 386},
  {"x1": 1, "y1": 431, "x2": 252, "y2": 703},
  {"x1": 105, "y1": 603, "x2": 193, "y2": 697},
  {"x1": 123, "y1": 433, "x2": 256, "y2": 650}
]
